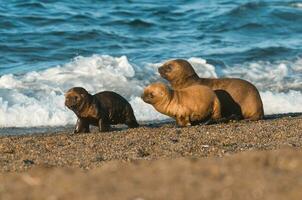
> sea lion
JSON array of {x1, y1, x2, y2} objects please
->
[
  {"x1": 141, "y1": 82, "x2": 221, "y2": 127},
  {"x1": 158, "y1": 59, "x2": 264, "y2": 120},
  {"x1": 65, "y1": 87, "x2": 139, "y2": 133}
]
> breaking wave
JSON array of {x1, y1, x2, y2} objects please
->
[{"x1": 0, "y1": 54, "x2": 301, "y2": 127}]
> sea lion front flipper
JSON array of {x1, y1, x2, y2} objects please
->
[
  {"x1": 176, "y1": 116, "x2": 191, "y2": 127},
  {"x1": 74, "y1": 118, "x2": 90, "y2": 133}
]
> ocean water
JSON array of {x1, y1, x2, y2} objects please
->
[{"x1": 0, "y1": 0, "x2": 302, "y2": 131}]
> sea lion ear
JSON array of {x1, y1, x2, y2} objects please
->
[{"x1": 64, "y1": 92, "x2": 71, "y2": 97}]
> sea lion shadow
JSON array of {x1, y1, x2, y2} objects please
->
[
  {"x1": 208, "y1": 90, "x2": 302, "y2": 121},
  {"x1": 88, "y1": 125, "x2": 136, "y2": 133},
  {"x1": 214, "y1": 89, "x2": 243, "y2": 120},
  {"x1": 141, "y1": 120, "x2": 175, "y2": 129}
]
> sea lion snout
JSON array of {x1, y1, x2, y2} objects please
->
[
  {"x1": 141, "y1": 93, "x2": 146, "y2": 101},
  {"x1": 158, "y1": 65, "x2": 172, "y2": 78},
  {"x1": 64, "y1": 87, "x2": 90, "y2": 111},
  {"x1": 141, "y1": 92, "x2": 153, "y2": 103},
  {"x1": 65, "y1": 96, "x2": 79, "y2": 110},
  {"x1": 142, "y1": 82, "x2": 169, "y2": 105},
  {"x1": 158, "y1": 66, "x2": 165, "y2": 75}
]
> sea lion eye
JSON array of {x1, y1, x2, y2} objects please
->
[{"x1": 165, "y1": 65, "x2": 172, "y2": 72}]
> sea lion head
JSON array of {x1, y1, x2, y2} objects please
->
[
  {"x1": 64, "y1": 87, "x2": 91, "y2": 112},
  {"x1": 141, "y1": 82, "x2": 170, "y2": 105},
  {"x1": 158, "y1": 59, "x2": 197, "y2": 83}
]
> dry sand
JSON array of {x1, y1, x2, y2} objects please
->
[{"x1": 0, "y1": 115, "x2": 302, "y2": 199}]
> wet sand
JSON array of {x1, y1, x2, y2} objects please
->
[{"x1": 0, "y1": 115, "x2": 302, "y2": 199}]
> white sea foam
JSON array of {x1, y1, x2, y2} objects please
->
[
  {"x1": 222, "y1": 59, "x2": 302, "y2": 92},
  {"x1": 0, "y1": 55, "x2": 301, "y2": 127},
  {"x1": 261, "y1": 90, "x2": 302, "y2": 114},
  {"x1": 0, "y1": 55, "x2": 166, "y2": 127},
  {"x1": 290, "y1": 3, "x2": 302, "y2": 8},
  {"x1": 188, "y1": 57, "x2": 218, "y2": 78}
]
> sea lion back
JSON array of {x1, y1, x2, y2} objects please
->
[{"x1": 94, "y1": 91, "x2": 139, "y2": 127}]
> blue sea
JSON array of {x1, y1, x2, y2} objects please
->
[{"x1": 0, "y1": 0, "x2": 302, "y2": 133}]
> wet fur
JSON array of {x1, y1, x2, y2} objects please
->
[{"x1": 65, "y1": 87, "x2": 139, "y2": 133}]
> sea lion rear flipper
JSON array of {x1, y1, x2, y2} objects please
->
[
  {"x1": 125, "y1": 107, "x2": 139, "y2": 128},
  {"x1": 98, "y1": 118, "x2": 110, "y2": 132},
  {"x1": 207, "y1": 114, "x2": 241, "y2": 125}
]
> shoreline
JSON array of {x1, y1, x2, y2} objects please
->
[{"x1": 0, "y1": 112, "x2": 301, "y2": 136}]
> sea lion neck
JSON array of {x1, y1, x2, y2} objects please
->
[
  {"x1": 154, "y1": 89, "x2": 172, "y2": 111},
  {"x1": 75, "y1": 94, "x2": 94, "y2": 117},
  {"x1": 171, "y1": 73, "x2": 199, "y2": 89}
]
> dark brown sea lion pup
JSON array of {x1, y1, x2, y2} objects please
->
[
  {"x1": 158, "y1": 59, "x2": 264, "y2": 120},
  {"x1": 141, "y1": 82, "x2": 221, "y2": 127},
  {"x1": 65, "y1": 87, "x2": 139, "y2": 133}
]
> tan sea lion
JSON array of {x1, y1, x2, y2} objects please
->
[
  {"x1": 158, "y1": 59, "x2": 264, "y2": 120},
  {"x1": 65, "y1": 87, "x2": 139, "y2": 133},
  {"x1": 141, "y1": 82, "x2": 221, "y2": 126}
]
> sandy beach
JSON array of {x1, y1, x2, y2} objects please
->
[
  {"x1": 0, "y1": 115, "x2": 302, "y2": 199},
  {"x1": 1, "y1": 0, "x2": 302, "y2": 199}
]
